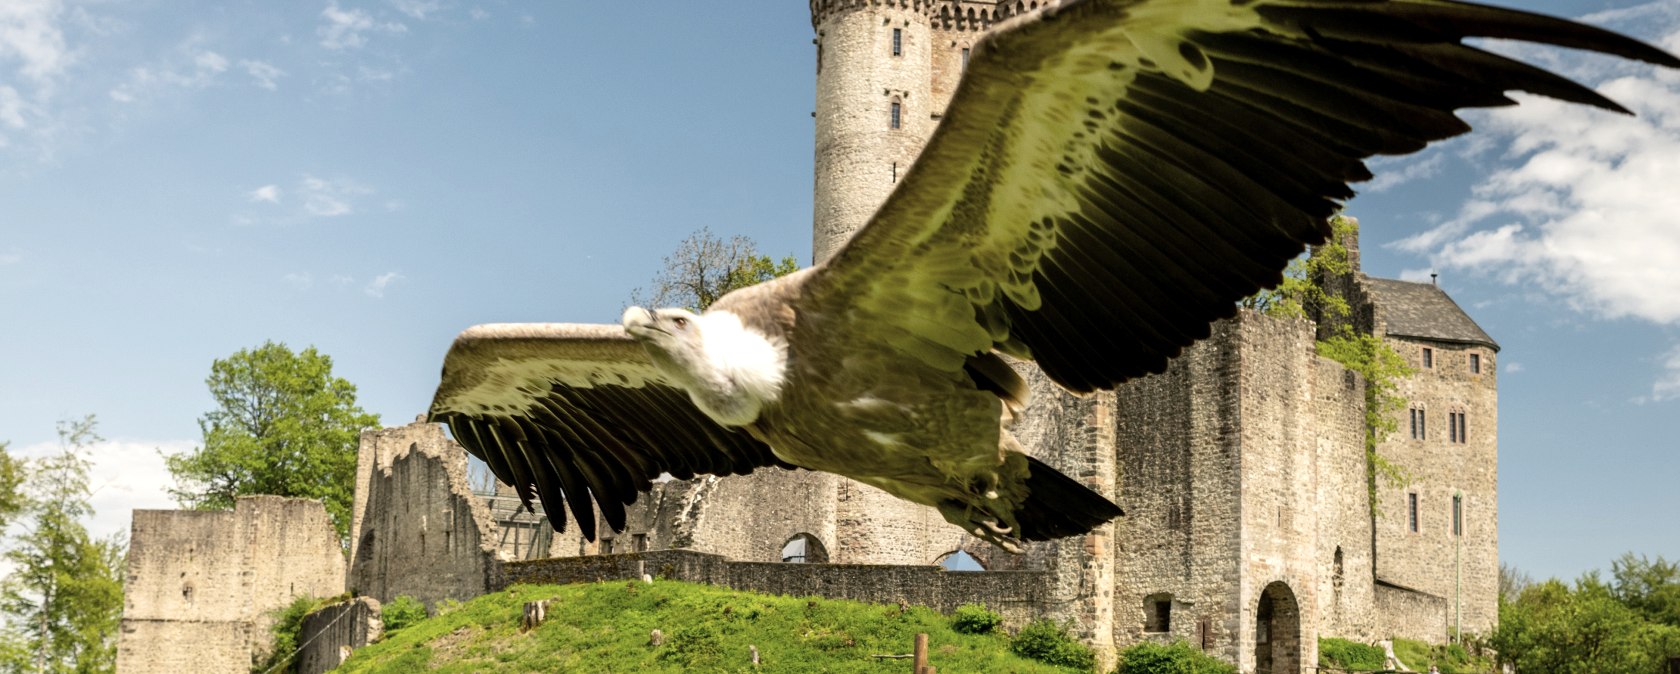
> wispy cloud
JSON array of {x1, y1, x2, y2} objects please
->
[
  {"x1": 0, "y1": 0, "x2": 71, "y2": 84},
  {"x1": 282, "y1": 272, "x2": 313, "y2": 290},
  {"x1": 1504, "y1": 361, "x2": 1525, "y2": 374},
  {"x1": 109, "y1": 49, "x2": 231, "y2": 103},
  {"x1": 319, "y1": 3, "x2": 406, "y2": 51},
  {"x1": 300, "y1": 174, "x2": 369, "y2": 217},
  {"x1": 390, "y1": 0, "x2": 443, "y2": 20},
  {"x1": 364, "y1": 271, "x2": 404, "y2": 298},
  {"x1": 248, "y1": 184, "x2": 281, "y2": 204},
  {"x1": 1387, "y1": 6, "x2": 1680, "y2": 400},
  {"x1": 240, "y1": 60, "x2": 285, "y2": 90},
  {"x1": 0, "y1": 250, "x2": 21, "y2": 265},
  {"x1": 1362, "y1": 152, "x2": 1448, "y2": 194}
]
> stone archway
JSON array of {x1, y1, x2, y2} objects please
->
[
  {"x1": 1255, "y1": 581, "x2": 1301, "y2": 674},
  {"x1": 780, "y1": 533, "x2": 828, "y2": 563}
]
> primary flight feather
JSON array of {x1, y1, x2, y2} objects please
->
[{"x1": 429, "y1": 0, "x2": 1678, "y2": 550}]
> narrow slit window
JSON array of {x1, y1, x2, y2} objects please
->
[
  {"x1": 1470, "y1": 353, "x2": 1481, "y2": 373},
  {"x1": 892, "y1": 28, "x2": 902, "y2": 56},
  {"x1": 1449, "y1": 412, "x2": 1459, "y2": 443},
  {"x1": 1408, "y1": 493, "x2": 1419, "y2": 533},
  {"x1": 890, "y1": 101, "x2": 901, "y2": 129},
  {"x1": 1458, "y1": 412, "x2": 1467, "y2": 443},
  {"x1": 1423, "y1": 347, "x2": 1434, "y2": 368},
  {"x1": 961, "y1": 47, "x2": 970, "y2": 71}
]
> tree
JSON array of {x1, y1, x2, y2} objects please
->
[
  {"x1": 1493, "y1": 571, "x2": 1680, "y2": 673},
  {"x1": 1611, "y1": 553, "x2": 1680, "y2": 628},
  {"x1": 630, "y1": 227, "x2": 800, "y2": 311},
  {"x1": 1240, "y1": 214, "x2": 1356, "y2": 320},
  {"x1": 165, "y1": 342, "x2": 380, "y2": 538},
  {"x1": 0, "y1": 415, "x2": 126, "y2": 674}
]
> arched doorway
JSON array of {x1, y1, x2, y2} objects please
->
[
  {"x1": 1255, "y1": 581, "x2": 1301, "y2": 674},
  {"x1": 780, "y1": 533, "x2": 828, "y2": 563}
]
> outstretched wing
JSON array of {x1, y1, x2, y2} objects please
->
[
  {"x1": 427, "y1": 323, "x2": 790, "y2": 541},
  {"x1": 807, "y1": 0, "x2": 1678, "y2": 392}
]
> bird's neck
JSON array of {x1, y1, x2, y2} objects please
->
[{"x1": 682, "y1": 311, "x2": 787, "y2": 426}]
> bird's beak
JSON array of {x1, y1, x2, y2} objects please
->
[{"x1": 622, "y1": 306, "x2": 660, "y2": 338}]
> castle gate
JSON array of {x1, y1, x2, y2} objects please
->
[{"x1": 1255, "y1": 581, "x2": 1301, "y2": 674}]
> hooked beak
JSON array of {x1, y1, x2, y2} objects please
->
[{"x1": 622, "y1": 306, "x2": 662, "y2": 338}]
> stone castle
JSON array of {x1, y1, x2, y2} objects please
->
[{"x1": 116, "y1": 3, "x2": 1499, "y2": 673}]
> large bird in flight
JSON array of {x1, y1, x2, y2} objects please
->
[{"x1": 429, "y1": 0, "x2": 1677, "y2": 551}]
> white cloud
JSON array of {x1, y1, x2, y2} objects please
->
[
  {"x1": 282, "y1": 271, "x2": 313, "y2": 289},
  {"x1": 109, "y1": 49, "x2": 232, "y2": 103},
  {"x1": 1362, "y1": 152, "x2": 1449, "y2": 194},
  {"x1": 248, "y1": 184, "x2": 281, "y2": 204},
  {"x1": 300, "y1": 174, "x2": 369, "y2": 217},
  {"x1": 1390, "y1": 13, "x2": 1680, "y2": 327},
  {"x1": 1504, "y1": 361, "x2": 1525, "y2": 374},
  {"x1": 0, "y1": 0, "x2": 70, "y2": 83},
  {"x1": 390, "y1": 0, "x2": 443, "y2": 20},
  {"x1": 319, "y1": 3, "x2": 406, "y2": 50},
  {"x1": 0, "y1": 85, "x2": 27, "y2": 130},
  {"x1": 1398, "y1": 268, "x2": 1436, "y2": 284},
  {"x1": 240, "y1": 59, "x2": 285, "y2": 90},
  {"x1": 469, "y1": 7, "x2": 489, "y2": 21},
  {"x1": 13, "y1": 438, "x2": 188, "y2": 541},
  {"x1": 0, "y1": 250, "x2": 20, "y2": 265},
  {"x1": 1654, "y1": 346, "x2": 1680, "y2": 402},
  {"x1": 364, "y1": 271, "x2": 403, "y2": 298}
]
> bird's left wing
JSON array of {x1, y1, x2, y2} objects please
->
[
  {"x1": 427, "y1": 323, "x2": 790, "y2": 541},
  {"x1": 805, "y1": 0, "x2": 1679, "y2": 393}
]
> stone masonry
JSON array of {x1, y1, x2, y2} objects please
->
[{"x1": 116, "y1": 496, "x2": 346, "y2": 674}]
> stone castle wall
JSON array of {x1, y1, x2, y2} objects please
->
[
  {"x1": 348, "y1": 422, "x2": 504, "y2": 609},
  {"x1": 1373, "y1": 332, "x2": 1499, "y2": 636},
  {"x1": 502, "y1": 549, "x2": 1052, "y2": 629},
  {"x1": 297, "y1": 597, "x2": 382, "y2": 674},
  {"x1": 1374, "y1": 581, "x2": 1450, "y2": 644},
  {"x1": 116, "y1": 496, "x2": 346, "y2": 674}
]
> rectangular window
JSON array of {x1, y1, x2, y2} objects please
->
[
  {"x1": 1423, "y1": 347, "x2": 1434, "y2": 368},
  {"x1": 632, "y1": 533, "x2": 648, "y2": 552},
  {"x1": 600, "y1": 538, "x2": 614, "y2": 555},
  {"x1": 1154, "y1": 601, "x2": 1172, "y2": 633},
  {"x1": 1449, "y1": 412, "x2": 1458, "y2": 443},
  {"x1": 892, "y1": 28, "x2": 902, "y2": 56},
  {"x1": 1458, "y1": 413, "x2": 1467, "y2": 443},
  {"x1": 1419, "y1": 409, "x2": 1426, "y2": 439},
  {"x1": 890, "y1": 101, "x2": 901, "y2": 129},
  {"x1": 1408, "y1": 493, "x2": 1419, "y2": 533},
  {"x1": 961, "y1": 47, "x2": 970, "y2": 71},
  {"x1": 1452, "y1": 495, "x2": 1463, "y2": 536},
  {"x1": 1410, "y1": 408, "x2": 1419, "y2": 439},
  {"x1": 1470, "y1": 353, "x2": 1481, "y2": 373}
]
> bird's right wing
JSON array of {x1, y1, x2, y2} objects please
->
[{"x1": 427, "y1": 323, "x2": 790, "y2": 541}]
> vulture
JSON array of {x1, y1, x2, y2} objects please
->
[{"x1": 429, "y1": 0, "x2": 1678, "y2": 551}]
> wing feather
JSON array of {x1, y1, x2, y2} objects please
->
[
  {"x1": 428, "y1": 323, "x2": 791, "y2": 540},
  {"x1": 805, "y1": 0, "x2": 1676, "y2": 392}
]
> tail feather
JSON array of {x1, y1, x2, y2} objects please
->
[{"x1": 1015, "y1": 456, "x2": 1124, "y2": 542}]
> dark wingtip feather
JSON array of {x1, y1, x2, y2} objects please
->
[{"x1": 1016, "y1": 456, "x2": 1125, "y2": 541}]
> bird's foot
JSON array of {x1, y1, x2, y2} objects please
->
[{"x1": 939, "y1": 499, "x2": 1023, "y2": 553}]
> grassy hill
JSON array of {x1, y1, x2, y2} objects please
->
[{"x1": 338, "y1": 580, "x2": 1083, "y2": 673}]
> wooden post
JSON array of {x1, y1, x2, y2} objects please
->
[
  {"x1": 913, "y1": 633, "x2": 929, "y2": 674},
  {"x1": 521, "y1": 599, "x2": 549, "y2": 632}
]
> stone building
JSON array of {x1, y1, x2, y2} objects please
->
[
  {"x1": 503, "y1": 2, "x2": 1501, "y2": 671},
  {"x1": 115, "y1": 496, "x2": 346, "y2": 674}
]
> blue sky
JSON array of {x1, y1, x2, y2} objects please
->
[{"x1": 1, "y1": 0, "x2": 1676, "y2": 584}]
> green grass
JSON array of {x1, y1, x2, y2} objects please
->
[
  {"x1": 1391, "y1": 637, "x2": 1490, "y2": 674},
  {"x1": 339, "y1": 581, "x2": 1085, "y2": 673},
  {"x1": 1318, "y1": 637, "x2": 1387, "y2": 671}
]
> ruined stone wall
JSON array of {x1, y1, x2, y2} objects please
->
[
  {"x1": 1373, "y1": 334, "x2": 1499, "y2": 638},
  {"x1": 501, "y1": 549, "x2": 1052, "y2": 629},
  {"x1": 116, "y1": 496, "x2": 346, "y2": 674},
  {"x1": 349, "y1": 422, "x2": 503, "y2": 609},
  {"x1": 297, "y1": 597, "x2": 383, "y2": 674},
  {"x1": 1113, "y1": 323, "x2": 1243, "y2": 660},
  {"x1": 1312, "y1": 356, "x2": 1379, "y2": 642},
  {"x1": 1374, "y1": 581, "x2": 1450, "y2": 644}
]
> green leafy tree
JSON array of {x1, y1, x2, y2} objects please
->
[
  {"x1": 0, "y1": 415, "x2": 126, "y2": 674},
  {"x1": 1240, "y1": 215, "x2": 1355, "y2": 320},
  {"x1": 165, "y1": 342, "x2": 380, "y2": 538},
  {"x1": 1493, "y1": 572, "x2": 1680, "y2": 674},
  {"x1": 0, "y1": 441, "x2": 28, "y2": 528},
  {"x1": 1611, "y1": 553, "x2": 1680, "y2": 628},
  {"x1": 630, "y1": 226, "x2": 800, "y2": 311}
]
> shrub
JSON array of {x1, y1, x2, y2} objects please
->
[
  {"x1": 659, "y1": 624, "x2": 725, "y2": 667},
  {"x1": 1318, "y1": 637, "x2": 1387, "y2": 670},
  {"x1": 382, "y1": 595, "x2": 429, "y2": 633},
  {"x1": 952, "y1": 604, "x2": 1004, "y2": 634},
  {"x1": 1010, "y1": 618, "x2": 1096, "y2": 671},
  {"x1": 1115, "y1": 641, "x2": 1238, "y2": 674}
]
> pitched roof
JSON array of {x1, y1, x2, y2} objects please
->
[{"x1": 1364, "y1": 277, "x2": 1500, "y2": 352}]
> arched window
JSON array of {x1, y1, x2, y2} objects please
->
[
  {"x1": 780, "y1": 533, "x2": 829, "y2": 563},
  {"x1": 1143, "y1": 592, "x2": 1173, "y2": 633},
  {"x1": 936, "y1": 550, "x2": 985, "y2": 571},
  {"x1": 890, "y1": 99, "x2": 902, "y2": 130}
]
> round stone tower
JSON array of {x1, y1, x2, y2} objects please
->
[{"x1": 810, "y1": 0, "x2": 936, "y2": 262}]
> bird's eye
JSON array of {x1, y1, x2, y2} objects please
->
[{"x1": 672, "y1": 317, "x2": 689, "y2": 329}]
